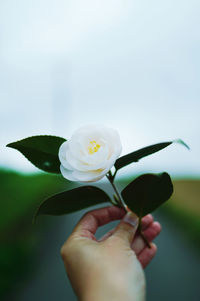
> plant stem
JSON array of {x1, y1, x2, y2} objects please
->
[
  {"x1": 106, "y1": 172, "x2": 127, "y2": 212},
  {"x1": 107, "y1": 171, "x2": 151, "y2": 248},
  {"x1": 112, "y1": 169, "x2": 117, "y2": 181}
]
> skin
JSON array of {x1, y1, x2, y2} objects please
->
[{"x1": 61, "y1": 206, "x2": 161, "y2": 301}]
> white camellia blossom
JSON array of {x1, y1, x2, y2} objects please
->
[{"x1": 58, "y1": 124, "x2": 122, "y2": 182}]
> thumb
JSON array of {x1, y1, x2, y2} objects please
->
[{"x1": 113, "y1": 211, "x2": 139, "y2": 245}]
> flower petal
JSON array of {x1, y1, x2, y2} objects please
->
[
  {"x1": 73, "y1": 166, "x2": 110, "y2": 182},
  {"x1": 58, "y1": 141, "x2": 74, "y2": 170},
  {"x1": 60, "y1": 165, "x2": 77, "y2": 181}
]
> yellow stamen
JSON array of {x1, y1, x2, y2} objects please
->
[{"x1": 88, "y1": 140, "x2": 101, "y2": 154}]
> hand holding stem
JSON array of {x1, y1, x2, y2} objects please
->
[{"x1": 106, "y1": 170, "x2": 151, "y2": 248}]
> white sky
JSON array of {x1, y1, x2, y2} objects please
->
[{"x1": 0, "y1": 0, "x2": 199, "y2": 177}]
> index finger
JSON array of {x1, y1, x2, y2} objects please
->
[{"x1": 72, "y1": 206, "x2": 125, "y2": 240}]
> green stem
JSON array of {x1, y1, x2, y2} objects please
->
[
  {"x1": 107, "y1": 171, "x2": 150, "y2": 248},
  {"x1": 106, "y1": 171, "x2": 127, "y2": 212},
  {"x1": 112, "y1": 169, "x2": 117, "y2": 181}
]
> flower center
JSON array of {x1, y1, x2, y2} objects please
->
[{"x1": 88, "y1": 140, "x2": 101, "y2": 155}]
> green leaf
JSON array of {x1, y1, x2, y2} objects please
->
[
  {"x1": 115, "y1": 139, "x2": 189, "y2": 171},
  {"x1": 121, "y1": 172, "x2": 173, "y2": 217},
  {"x1": 7, "y1": 135, "x2": 66, "y2": 173},
  {"x1": 34, "y1": 186, "x2": 111, "y2": 220}
]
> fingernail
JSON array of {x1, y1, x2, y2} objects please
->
[{"x1": 123, "y1": 212, "x2": 138, "y2": 227}]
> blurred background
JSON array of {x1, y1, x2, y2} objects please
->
[{"x1": 1, "y1": 0, "x2": 200, "y2": 300}]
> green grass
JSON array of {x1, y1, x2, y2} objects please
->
[
  {"x1": 0, "y1": 169, "x2": 71, "y2": 232},
  {"x1": 160, "y1": 179, "x2": 200, "y2": 250},
  {"x1": 0, "y1": 168, "x2": 72, "y2": 299}
]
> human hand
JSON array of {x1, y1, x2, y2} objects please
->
[{"x1": 61, "y1": 206, "x2": 161, "y2": 301}]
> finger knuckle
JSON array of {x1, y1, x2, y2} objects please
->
[{"x1": 60, "y1": 240, "x2": 73, "y2": 261}]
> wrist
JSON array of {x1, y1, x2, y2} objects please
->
[
  {"x1": 81, "y1": 286, "x2": 129, "y2": 301},
  {"x1": 80, "y1": 275, "x2": 142, "y2": 301}
]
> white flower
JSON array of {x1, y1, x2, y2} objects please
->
[{"x1": 58, "y1": 124, "x2": 122, "y2": 182}]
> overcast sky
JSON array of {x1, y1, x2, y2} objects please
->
[{"x1": 1, "y1": 0, "x2": 199, "y2": 177}]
